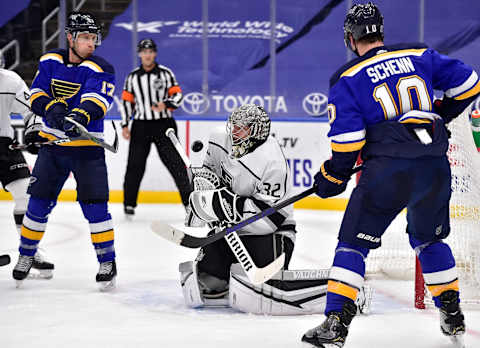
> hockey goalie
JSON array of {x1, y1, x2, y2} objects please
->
[{"x1": 179, "y1": 104, "x2": 372, "y2": 315}]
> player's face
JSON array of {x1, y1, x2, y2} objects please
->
[
  {"x1": 71, "y1": 32, "x2": 96, "y2": 57},
  {"x1": 231, "y1": 123, "x2": 251, "y2": 144},
  {"x1": 139, "y1": 49, "x2": 157, "y2": 67}
]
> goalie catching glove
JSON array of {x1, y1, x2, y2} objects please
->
[{"x1": 189, "y1": 187, "x2": 246, "y2": 224}]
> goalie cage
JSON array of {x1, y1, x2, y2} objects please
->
[{"x1": 364, "y1": 109, "x2": 480, "y2": 309}]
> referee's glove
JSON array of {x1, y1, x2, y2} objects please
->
[{"x1": 64, "y1": 108, "x2": 90, "y2": 137}]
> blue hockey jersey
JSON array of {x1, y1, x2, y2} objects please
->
[
  {"x1": 327, "y1": 43, "x2": 480, "y2": 163},
  {"x1": 30, "y1": 49, "x2": 115, "y2": 147}
]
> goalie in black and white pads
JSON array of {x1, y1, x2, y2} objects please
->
[{"x1": 180, "y1": 104, "x2": 372, "y2": 315}]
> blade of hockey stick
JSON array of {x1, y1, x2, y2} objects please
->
[
  {"x1": 64, "y1": 118, "x2": 119, "y2": 153},
  {"x1": 151, "y1": 223, "x2": 284, "y2": 284},
  {"x1": 0, "y1": 254, "x2": 11, "y2": 267},
  {"x1": 151, "y1": 186, "x2": 317, "y2": 249}
]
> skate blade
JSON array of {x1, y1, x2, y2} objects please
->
[
  {"x1": 28, "y1": 269, "x2": 53, "y2": 280},
  {"x1": 97, "y1": 277, "x2": 116, "y2": 292},
  {"x1": 450, "y1": 335, "x2": 465, "y2": 348},
  {"x1": 15, "y1": 279, "x2": 25, "y2": 288}
]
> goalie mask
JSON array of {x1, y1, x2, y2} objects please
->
[
  {"x1": 65, "y1": 12, "x2": 102, "y2": 46},
  {"x1": 227, "y1": 104, "x2": 271, "y2": 158},
  {"x1": 344, "y1": 2, "x2": 384, "y2": 53}
]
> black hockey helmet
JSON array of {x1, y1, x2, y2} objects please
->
[
  {"x1": 137, "y1": 39, "x2": 157, "y2": 52},
  {"x1": 65, "y1": 12, "x2": 101, "y2": 45},
  {"x1": 344, "y1": 2, "x2": 384, "y2": 51}
]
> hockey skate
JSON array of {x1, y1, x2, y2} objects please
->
[
  {"x1": 28, "y1": 248, "x2": 54, "y2": 279},
  {"x1": 439, "y1": 290, "x2": 465, "y2": 348},
  {"x1": 302, "y1": 301, "x2": 357, "y2": 348},
  {"x1": 124, "y1": 206, "x2": 135, "y2": 220},
  {"x1": 12, "y1": 255, "x2": 34, "y2": 288},
  {"x1": 96, "y1": 260, "x2": 117, "y2": 291}
]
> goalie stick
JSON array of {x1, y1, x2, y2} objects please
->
[
  {"x1": 158, "y1": 128, "x2": 285, "y2": 285},
  {"x1": 64, "y1": 118, "x2": 119, "y2": 153},
  {"x1": 151, "y1": 186, "x2": 316, "y2": 248},
  {"x1": 0, "y1": 254, "x2": 11, "y2": 267},
  {"x1": 151, "y1": 164, "x2": 363, "y2": 249}
]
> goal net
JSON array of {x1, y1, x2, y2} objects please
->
[{"x1": 365, "y1": 109, "x2": 480, "y2": 308}]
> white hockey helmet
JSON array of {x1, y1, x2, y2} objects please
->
[{"x1": 227, "y1": 104, "x2": 271, "y2": 158}]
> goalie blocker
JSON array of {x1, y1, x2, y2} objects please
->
[{"x1": 179, "y1": 261, "x2": 372, "y2": 315}]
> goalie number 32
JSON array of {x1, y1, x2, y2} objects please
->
[{"x1": 263, "y1": 182, "x2": 282, "y2": 198}]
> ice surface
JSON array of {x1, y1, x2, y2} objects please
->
[{"x1": 0, "y1": 202, "x2": 478, "y2": 347}]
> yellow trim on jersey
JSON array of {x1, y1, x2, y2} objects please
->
[
  {"x1": 427, "y1": 280, "x2": 459, "y2": 297},
  {"x1": 91, "y1": 230, "x2": 114, "y2": 244},
  {"x1": 331, "y1": 140, "x2": 365, "y2": 152},
  {"x1": 81, "y1": 97, "x2": 107, "y2": 115},
  {"x1": 399, "y1": 118, "x2": 432, "y2": 124},
  {"x1": 80, "y1": 60, "x2": 104, "y2": 73},
  {"x1": 30, "y1": 91, "x2": 49, "y2": 104},
  {"x1": 340, "y1": 48, "x2": 427, "y2": 78},
  {"x1": 39, "y1": 131, "x2": 99, "y2": 147},
  {"x1": 455, "y1": 81, "x2": 480, "y2": 100},
  {"x1": 40, "y1": 53, "x2": 64, "y2": 63},
  {"x1": 327, "y1": 280, "x2": 359, "y2": 301},
  {"x1": 21, "y1": 226, "x2": 45, "y2": 241}
]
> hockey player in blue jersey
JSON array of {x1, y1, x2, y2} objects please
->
[
  {"x1": 12, "y1": 12, "x2": 117, "y2": 291},
  {"x1": 301, "y1": 3, "x2": 479, "y2": 347}
]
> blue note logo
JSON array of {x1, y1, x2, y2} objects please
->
[
  {"x1": 181, "y1": 92, "x2": 210, "y2": 114},
  {"x1": 302, "y1": 92, "x2": 328, "y2": 116}
]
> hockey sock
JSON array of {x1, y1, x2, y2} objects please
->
[
  {"x1": 80, "y1": 202, "x2": 116, "y2": 262},
  {"x1": 19, "y1": 197, "x2": 56, "y2": 256},
  {"x1": 409, "y1": 236, "x2": 459, "y2": 308},
  {"x1": 325, "y1": 241, "x2": 369, "y2": 314}
]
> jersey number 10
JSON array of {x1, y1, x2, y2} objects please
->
[{"x1": 373, "y1": 75, "x2": 432, "y2": 119}]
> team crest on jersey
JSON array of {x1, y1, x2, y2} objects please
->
[{"x1": 50, "y1": 79, "x2": 81, "y2": 99}]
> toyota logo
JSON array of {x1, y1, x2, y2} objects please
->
[
  {"x1": 302, "y1": 92, "x2": 328, "y2": 116},
  {"x1": 181, "y1": 92, "x2": 210, "y2": 114}
]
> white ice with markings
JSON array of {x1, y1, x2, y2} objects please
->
[{"x1": 0, "y1": 202, "x2": 478, "y2": 347}]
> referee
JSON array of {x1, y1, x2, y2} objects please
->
[{"x1": 121, "y1": 38, "x2": 192, "y2": 216}]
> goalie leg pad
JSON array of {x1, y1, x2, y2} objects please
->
[
  {"x1": 179, "y1": 261, "x2": 229, "y2": 308},
  {"x1": 228, "y1": 264, "x2": 329, "y2": 315},
  {"x1": 179, "y1": 261, "x2": 205, "y2": 308}
]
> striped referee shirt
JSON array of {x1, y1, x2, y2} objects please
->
[{"x1": 121, "y1": 63, "x2": 183, "y2": 127}]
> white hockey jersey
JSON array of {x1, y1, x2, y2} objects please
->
[
  {"x1": 203, "y1": 128, "x2": 296, "y2": 236},
  {"x1": 0, "y1": 69, "x2": 35, "y2": 139}
]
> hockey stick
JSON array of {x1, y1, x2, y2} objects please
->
[
  {"x1": 9, "y1": 137, "x2": 75, "y2": 150},
  {"x1": 151, "y1": 186, "x2": 316, "y2": 248},
  {"x1": 64, "y1": 118, "x2": 119, "y2": 153},
  {"x1": 0, "y1": 254, "x2": 11, "y2": 267},
  {"x1": 151, "y1": 164, "x2": 363, "y2": 249},
  {"x1": 158, "y1": 128, "x2": 285, "y2": 285}
]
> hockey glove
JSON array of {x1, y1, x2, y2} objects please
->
[
  {"x1": 313, "y1": 160, "x2": 349, "y2": 198},
  {"x1": 64, "y1": 108, "x2": 90, "y2": 137},
  {"x1": 24, "y1": 122, "x2": 46, "y2": 155},
  {"x1": 44, "y1": 98, "x2": 68, "y2": 130},
  {"x1": 189, "y1": 187, "x2": 246, "y2": 224}
]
